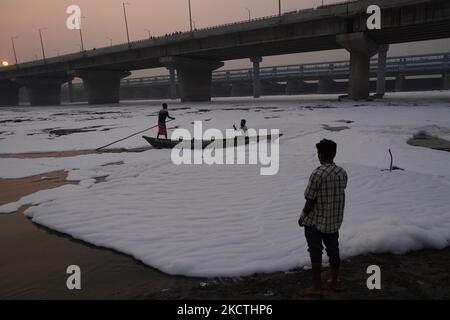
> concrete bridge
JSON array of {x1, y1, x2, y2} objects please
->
[
  {"x1": 116, "y1": 52, "x2": 450, "y2": 99},
  {"x1": 2, "y1": 0, "x2": 450, "y2": 106},
  {"x1": 58, "y1": 52, "x2": 449, "y2": 102}
]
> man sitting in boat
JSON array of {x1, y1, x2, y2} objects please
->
[
  {"x1": 157, "y1": 103, "x2": 175, "y2": 139},
  {"x1": 233, "y1": 119, "x2": 248, "y2": 135}
]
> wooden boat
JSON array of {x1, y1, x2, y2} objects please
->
[
  {"x1": 216, "y1": 133, "x2": 282, "y2": 148},
  {"x1": 142, "y1": 136, "x2": 213, "y2": 149},
  {"x1": 142, "y1": 133, "x2": 282, "y2": 149}
]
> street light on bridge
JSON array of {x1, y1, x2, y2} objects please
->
[
  {"x1": 78, "y1": 16, "x2": 86, "y2": 52},
  {"x1": 278, "y1": 0, "x2": 281, "y2": 16},
  {"x1": 123, "y1": 2, "x2": 131, "y2": 47},
  {"x1": 38, "y1": 28, "x2": 47, "y2": 62},
  {"x1": 245, "y1": 8, "x2": 251, "y2": 21},
  {"x1": 106, "y1": 37, "x2": 113, "y2": 46},
  {"x1": 188, "y1": 0, "x2": 193, "y2": 32},
  {"x1": 11, "y1": 36, "x2": 19, "y2": 66},
  {"x1": 145, "y1": 28, "x2": 151, "y2": 39}
]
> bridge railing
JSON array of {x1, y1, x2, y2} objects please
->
[
  {"x1": 68, "y1": 52, "x2": 449, "y2": 89},
  {"x1": 118, "y1": 52, "x2": 450, "y2": 86}
]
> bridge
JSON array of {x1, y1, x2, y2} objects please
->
[
  {"x1": 1, "y1": 0, "x2": 450, "y2": 106},
  {"x1": 58, "y1": 51, "x2": 449, "y2": 102},
  {"x1": 115, "y1": 52, "x2": 450, "y2": 98}
]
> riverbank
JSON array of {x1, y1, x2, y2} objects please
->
[{"x1": 1, "y1": 172, "x2": 449, "y2": 299}]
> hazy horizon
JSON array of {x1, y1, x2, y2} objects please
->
[{"x1": 1, "y1": 0, "x2": 449, "y2": 78}]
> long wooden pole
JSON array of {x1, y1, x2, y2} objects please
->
[{"x1": 96, "y1": 119, "x2": 174, "y2": 151}]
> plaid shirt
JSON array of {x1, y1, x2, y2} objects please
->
[{"x1": 303, "y1": 163, "x2": 348, "y2": 234}]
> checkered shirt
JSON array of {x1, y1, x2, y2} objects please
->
[{"x1": 303, "y1": 163, "x2": 348, "y2": 234}]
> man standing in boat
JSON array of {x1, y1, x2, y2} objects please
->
[
  {"x1": 157, "y1": 103, "x2": 175, "y2": 139},
  {"x1": 233, "y1": 119, "x2": 248, "y2": 135}
]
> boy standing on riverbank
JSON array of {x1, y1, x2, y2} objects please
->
[{"x1": 297, "y1": 139, "x2": 348, "y2": 298}]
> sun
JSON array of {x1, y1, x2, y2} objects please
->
[{"x1": 1, "y1": 61, "x2": 9, "y2": 67}]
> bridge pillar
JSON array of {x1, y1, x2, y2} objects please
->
[
  {"x1": 134, "y1": 86, "x2": 150, "y2": 99},
  {"x1": 212, "y1": 83, "x2": 231, "y2": 97},
  {"x1": 76, "y1": 70, "x2": 131, "y2": 104},
  {"x1": 337, "y1": 32, "x2": 378, "y2": 100},
  {"x1": 68, "y1": 80, "x2": 74, "y2": 103},
  {"x1": 261, "y1": 80, "x2": 284, "y2": 95},
  {"x1": 0, "y1": 80, "x2": 21, "y2": 106},
  {"x1": 160, "y1": 56, "x2": 223, "y2": 102},
  {"x1": 394, "y1": 58, "x2": 407, "y2": 92},
  {"x1": 148, "y1": 85, "x2": 168, "y2": 99},
  {"x1": 376, "y1": 45, "x2": 389, "y2": 97},
  {"x1": 285, "y1": 79, "x2": 307, "y2": 95},
  {"x1": 395, "y1": 74, "x2": 406, "y2": 92},
  {"x1": 231, "y1": 82, "x2": 252, "y2": 97},
  {"x1": 71, "y1": 83, "x2": 86, "y2": 102},
  {"x1": 318, "y1": 78, "x2": 336, "y2": 94},
  {"x1": 442, "y1": 73, "x2": 450, "y2": 90},
  {"x1": 120, "y1": 86, "x2": 133, "y2": 100},
  {"x1": 442, "y1": 54, "x2": 450, "y2": 90},
  {"x1": 251, "y1": 57, "x2": 262, "y2": 98},
  {"x1": 168, "y1": 67, "x2": 177, "y2": 100},
  {"x1": 15, "y1": 75, "x2": 73, "y2": 106}
]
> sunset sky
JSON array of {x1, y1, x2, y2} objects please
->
[{"x1": 1, "y1": 0, "x2": 449, "y2": 77}]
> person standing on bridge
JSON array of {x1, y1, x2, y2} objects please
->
[
  {"x1": 157, "y1": 103, "x2": 175, "y2": 139},
  {"x1": 297, "y1": 139, "x2": 347, "y2": 298}
]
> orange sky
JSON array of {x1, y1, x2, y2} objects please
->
[{"x1": 1, "y1": 0, "x2": 449, "y2": 77}]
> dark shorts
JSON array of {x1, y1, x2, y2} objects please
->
[
  {"x1": 305, "y1": 226, "x2": 340, "y2": 269},
  {"x1": 158, "y1": 122, "x2": 167, "y2": 136}
]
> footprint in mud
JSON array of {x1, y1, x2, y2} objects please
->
[
  {"x1": 78, "y1": 116, "x2": 106, "y2": 120},
  {"x1": 336, "y1": 120, "x2": 355, "y2": 124},
  {"x1": 264, "y1": 116, "x2": 281, "y2": 119},
  {"x1": 44, "y1": 125, "x2": 114, "y2": 137},
  {"x1": 303, "y1": 105, "x2": 334, "y2": 110},
  {"x1": 190, "y1": 119, "x2": 211, "y2": 124},
  {"x1": 254, "y1": 106, "x2": 279, "y2": 110},
  {"x1": 322, "y1": 124, "x2": 350, "y2": 132},
  {"x1": 52, "y1": 113, "x2": 70, "y2": 116},
  {"x1": 0, "y1": 118, "x2": 33, "y2": 124},
  {"x1": 171, "y1": 107, "x2": 191, "y2": 111},
  {"x1": 187, "y1": 109, "x2": 211, "y2": 114},
  {"x1": 221, "y1": 107, "x2": 250, "y2": 111}
]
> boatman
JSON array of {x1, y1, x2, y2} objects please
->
[
  {"x1": 297, "y1": 139, "x2": 348, "y2": 298},
  {"x1": 157, "y1": 103, "x2": 175, "y2": 139},
  {"x1": 233, "y1": 119, "x2": 248, "y2": 135}
]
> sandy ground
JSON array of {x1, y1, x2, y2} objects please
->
[
  {"x1": 1, "y1": 143, "x2": 450, "y2": 300},
  {"x1": 0, "y1": 170, "x2": 76, "y2": 205},
  {"x1": 144, "y1": 247, "x2": 450, "y2": 300}
]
